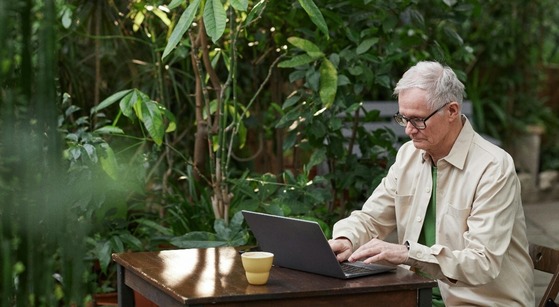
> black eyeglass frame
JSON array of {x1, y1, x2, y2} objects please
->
[{"x1": 393, "y1": 102, "x2": 450, "y2": 130}]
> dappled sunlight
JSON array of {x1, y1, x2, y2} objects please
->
[{"x1": 156, "y1": 248, "x2": 237, "y2": 297}]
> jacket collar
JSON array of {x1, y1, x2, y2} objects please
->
[{"x1": 421, "y1": 115, "x2": 472, "y2": 170}]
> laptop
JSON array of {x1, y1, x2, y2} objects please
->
[{"x1": 241, "y1": 210, "x2": 395, "y2": 279}]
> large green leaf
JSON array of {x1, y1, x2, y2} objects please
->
[
  {"x1": 287, "y1": 37, "x2": 324, "y2": 59},
  {"x1": 162, "y1": 0, "x2": 201, "y2": 60},
  {"x1": 203, "y1": 0, "x2": 227, "y2": 43},
  {"x1": 119, "y1": 90, "x2": 139, "y2": 119},
  {"x1": 91, "y1": 89, "x2": 133, "y2": 114},
  {"x1": 138, "y1": 100, "x2": 165, "y2": 146},
  {"x1": 278, "y1": 54, "x2": 315, "y2": 68},
  {"x1": 297, "y1": 0, "x2": 329, "y2": 39},
  {"x1": 94, "y1": 126, "x2": 124, "y2": 135},
  {"x1": 97, "y1": 241, "x2": 112, "y2": 274},
  {"x1": 319, "y1": 59, "x2": 337, "y2": 108},
  {"x1": 98, "y1": 143, "x2": 119, "y2": 180}
]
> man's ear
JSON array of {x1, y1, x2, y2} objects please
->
[{"x1": 448, "y1": 101, "x2": 460, "y2": 121}]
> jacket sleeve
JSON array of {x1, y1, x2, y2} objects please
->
[{"x1": 332, "y1": 157, "x2": 401, "y2": 249}]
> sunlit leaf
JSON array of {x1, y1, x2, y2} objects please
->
[
  {"x1": 131, "y1": 90, "x2": 151, "y2": 121},
  {"x1": 132, "y1": 11, "x2": 144, "y2": 32},
  {"x1": 297, "y1": 0, "x2": 329, "y2": 39},
  {"x1": 244, "y1": 0, "x2": 265, "y2": 26},
  {"x1": 278, "y1": 54, "x2": 315, "y2": 68},
  {"x1": 94, "y1": 126, "x2": 125, "y2": 135},
  {"x1": 92, "y1": 89, "x2": 133, "y2": 114},
  {"x1": 99, "y1": 143, "x2": 119, "y2": 180},
  {"x1": 287, "y1": 37, "x2": 324, "y2": 59},
  {"x1": 69, "y1": 147, "x2": 81, "y2": 160},
  {"x1": 83, "y1": 144, "x2": 96, "y2": 162},
  {"x1": 152, "y1": 7, "x2": 171, "y2": 26},
  {"x1": 319, "y1": 59, "x2": 337, "y2": 108},
  {"x1": 66, "y1": 133, "x2": 78, "y2": 143},
  {"x1": 162, "y1": 0, "x2": 201, "y2": 60},
  {"x1": 61, "y1": 7, "x2": 72, "y2": 29},
  {"x1": 204, "y1": 0, "x2": 227, "y2": 43},
  {"x1": 139, "y1": 100, "x2": 165, "y2": 146},
  {"x1": 161, "y1": 106, "x2": 177, "y2": 133},
  {"x1": 119, "y1": 90, "x2": 139, "y2": 119}
]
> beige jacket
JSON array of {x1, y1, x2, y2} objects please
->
[{"x1": 333, "y1": 117, "x2": 534, "y2": 306}]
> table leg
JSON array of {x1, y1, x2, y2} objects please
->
[
  {"x1": 116, "y1": 263, "x2": 135, "y2": 307},
  {"x1": 417, "y1": 287, "x2": 433, "y2": 307}
]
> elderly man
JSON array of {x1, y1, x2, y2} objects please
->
[{"x1": 329, "y1": 61, "x2": 534, "y2": 306}]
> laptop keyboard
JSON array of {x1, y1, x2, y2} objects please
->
[{"x1": 341, "y1": 262, "x2": 377, "y2": 274}]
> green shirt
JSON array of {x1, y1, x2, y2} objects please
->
[{"x1": 418, "y1": 166, "x2": 444, "y2": 306}]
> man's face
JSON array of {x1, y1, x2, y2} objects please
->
[{"x1": 397, "y1": 88, "x2": 449, "y2": 153}]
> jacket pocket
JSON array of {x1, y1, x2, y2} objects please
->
[{"x1": 439, "y1": 204, "x2": 470, "y2": 247}]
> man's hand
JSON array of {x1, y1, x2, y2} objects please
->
[
  {"x1": 328, "y1": 237, "x2": 353, "y2": 262},
  {"x1": 348, "y1": 238, "x2": 408, "y2": 266}
]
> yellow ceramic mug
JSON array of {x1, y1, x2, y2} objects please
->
[{"x1": 241, "y1": 251, "x2": 274, "y2": 285}]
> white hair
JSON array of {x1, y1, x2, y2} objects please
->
[{"x1": 393, "y1": 61, "x2": 465, "y2": 110}]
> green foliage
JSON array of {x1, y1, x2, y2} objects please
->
[
  {"x1": 170, "y1": 211, "x2": 249, "y2": 248},
  {"x1": 92, "y1": 88, "x2": 177, "y2": 146},
  {"x1": 274, "y1": 0, "x2": 479, "y2": 212},
  {"x1": 163, "y1": 0, "x2": 328, "y2": 60},
  {"x1": 1, "y1": 1, "x2": 91, "y2": 305},
  {"x1": 163, "y1": 0, "x2": 201, "y2": 59},
  {"x1": 59, "y1": 88, "x2": 178, "y2": 292},
  {"x1": 4, "y1": 0, "x2": 559, "y2": 303},
  {"x1": 462, "y1": 0, "x2": 559, "y2": 144},
  {"x1": 297, "y1": 0, "x2": 329, "y2": 40}
]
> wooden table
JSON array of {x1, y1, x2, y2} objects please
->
[{"x1": 112, "y1": 247, "x2": 436, "y2": 306}]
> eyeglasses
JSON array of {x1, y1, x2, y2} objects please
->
[{"x1": 393, "y1": 102, "x2": 449, "y2": 130}]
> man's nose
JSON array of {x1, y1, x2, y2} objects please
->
[{"x1": 405, "y1": 121, "x2": 418, "y2": 134}]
